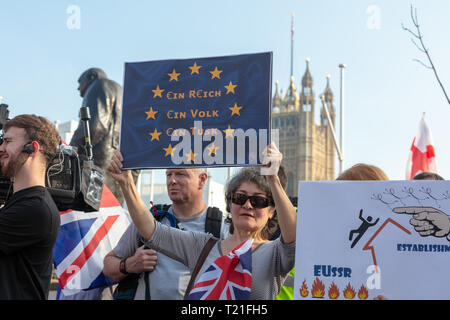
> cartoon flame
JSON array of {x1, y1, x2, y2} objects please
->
[
  {"x1": 299, "y1": 280, "x2": 309, "y2": 298},
  {"x1": 328, "y1": 282, "x2": 340, "y2": 299},
  {"x1": 343, "y1": 283, "x2": 356, "y2": 300},
  {"x1": 358, "y1": 285, "x2": 369, "y2": 300},
  {"x1": 311, "y1": 277, "x2": 325, "y2": 298}
]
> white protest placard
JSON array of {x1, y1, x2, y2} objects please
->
[{"x1": 294, "y1": 180, "x2": 450, "y2": 300}]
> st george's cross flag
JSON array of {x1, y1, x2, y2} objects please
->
[
  {"x1": 406, "y1": 114, "x2": 437, "y2": 180},
  {"x1": 53, "y1": 185, "x2": 130, "y2": 296},
  {"x1": 120, "y1": 52, "x2": 272, "y2": 169},
  {"x1": 187, "y1": 238, "x2": 253, "y2": 300}
]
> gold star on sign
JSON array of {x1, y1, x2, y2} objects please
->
[
  {"x1": 163, "y1": 144, "x2": 176, "y2": 157},
  {"x1": 206, "y1": 143, "x2": 220, "y2": 156},
  {"x1": 223, "y1": 125, "x2": 235, "y2": 139},
  {"x1": 229, "y1": 103, "x2": 243, "y2": 116},
  {"x1": 224, "y1": 81, "x2": 237, "y2": 94},
  {"x1": 185, "y1": 149, "x2": 197, "y2": 162},
  {"x1": 189, "y1": 62, "x2": 202, "y2": 75},
  {"x1": 210, "y1": 67, "x2": 223, "y2": 79},
  {"x1": 152, "y1": 85, "x2": 164, "y2": 98},
  {"x1": 149, "y1": 128, "x2": 162, "y2": 141},
  {"x1": 145, "y1": 106, "x2": 158, "y2": 120},
  {"x1": 168, "y1": 68, "x2": 181, "y2": 82}
]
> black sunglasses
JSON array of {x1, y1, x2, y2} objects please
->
[{"x1": 231, "y1": 193, "x2": 274, "y2": 209}]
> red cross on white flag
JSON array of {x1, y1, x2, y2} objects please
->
[{"x1": 406, "y1": 114, "x2": 437, "y2": 179}]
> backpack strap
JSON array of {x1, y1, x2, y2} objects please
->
[
  {"x1": 136, "y1": 234, "x2": 151, "y2": 300},
  {"x1": 150, "y1": 204, "x2": 169, "y2": 221},
  {"x1": 269, "y1": 225, "x2": 281, "y2": 241},
  {"x1": 144, "y1": 270, "x2": 151, "y2": 300},
  {"x1": 205, "y1": 207, "x2": 223, "y2": 238},
  {"x1": 150, "y1": 204, "x2": 184, "y2": 230},
  {"x1": 183, "y1": 237, "x2": 218, "y2": 300}
]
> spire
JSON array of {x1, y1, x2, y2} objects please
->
[
  {"x1": 302, "y1": 58, "x2": 313, "y2": 89},
  {"x1": 285, "y1": 75, "x2": 299, "y2": 112},
  {"x1": 320, "y1": 74, "x2": 335, "y2": 127},
  {"x1": 274, "y1": 80, "x2": 280, "y2": 98},
  {"x1": 287, "y1": 75, "x2": 298, "y2": 100},
  {"x1": 272, "y1": 80, "x2": 281, "y2": 113},
  {"x1": 323, "y1": 74, "x2": 333, "y2": 103}
]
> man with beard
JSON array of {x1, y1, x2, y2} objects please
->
[{"x1": 0, "y1": 114, "x2": 61, "y2": 299}]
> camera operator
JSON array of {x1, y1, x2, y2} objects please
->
[{"x1": 0, "y1": 114, "x2": 61, "y2": 299}]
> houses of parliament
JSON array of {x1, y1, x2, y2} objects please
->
[{"x1": 271, "y1": 57, "x2": 336, "y2": 198}]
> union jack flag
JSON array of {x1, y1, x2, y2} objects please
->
[
  {"x1": 53, "y1": 185, "x2": 130, "y2": 297},
  {"x1": 187, "y1": 238, "x2": 253, "y2": 300}
]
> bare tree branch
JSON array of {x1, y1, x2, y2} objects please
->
[
  {"x1": 413, "y1": 59, "x2": 432, "y2": 69},
  {"x1": 402, "y1": 5, "x2": 450, "y2": 105},
  {"x1": 411, "y1": 6, "x2": 419, "y2": 27},
  {"x1": 401, "y1": 23, "x2": 420, "y2": 39},
  {"x1": 411, "y1": 38, "x2": 426, "y2": 53}
]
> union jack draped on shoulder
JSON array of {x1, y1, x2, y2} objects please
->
[{"x1": 187, "y1": 238, "x2": 253, "y2": 300}]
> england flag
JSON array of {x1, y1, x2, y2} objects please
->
[
  {"x1": 53, "y1": 185, "x2": 130, "y2": 297},
  {"x1": 406, "y1": 114, "x2": 438, "y2": 179},
  {"x1": 187, "y1": 238, "x2": 253, "y2": 300}
]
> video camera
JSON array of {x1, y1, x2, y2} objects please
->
[{"x1": 0, "y1": 103, "x2": 104, "y2": 212}]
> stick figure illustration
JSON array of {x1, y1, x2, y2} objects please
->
[{"x1": 349, "y1": 209, "x2": 379, "y2": 248}]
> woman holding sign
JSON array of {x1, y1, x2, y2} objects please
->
[{"x1": 107, "y1": 143, "x2": 296, "y2": 300}]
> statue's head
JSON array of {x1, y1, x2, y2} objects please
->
[{"x1": 77, "y1": 68, "x2": 107, "y2": 97}]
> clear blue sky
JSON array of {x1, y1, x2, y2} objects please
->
[{"x1": 1, "y1": 0, "x2": 449, "y2": 183}]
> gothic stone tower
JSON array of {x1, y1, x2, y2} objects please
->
[{"x1": 272, "y1": 58, "x2": 336, "y2": 198}]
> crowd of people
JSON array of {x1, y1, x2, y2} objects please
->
[
  {"x1": 0, "y1": 70, "x2": 447, "y2": 301},
  {"x1": 106, "y1": 144, "x2": 296, "y2": 300}
]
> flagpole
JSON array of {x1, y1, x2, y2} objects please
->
[
  {"x1": 321, "y1": 95, "x2": 343, "y2": 163},
  {"x1": 338, "y1": 63, "x2": 346, "y2": 174}
]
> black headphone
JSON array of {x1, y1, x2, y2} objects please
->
[{"x1": 22, "y1": 144, "x2": 34, "y2": 155}]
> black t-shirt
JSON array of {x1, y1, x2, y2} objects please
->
[{"x1": 0, "y1": 186, "x2": 60, "y2": 299}]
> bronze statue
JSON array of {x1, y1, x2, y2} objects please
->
[{"x1": 70, "y1": 68, "x2": 139, "y2": 205}]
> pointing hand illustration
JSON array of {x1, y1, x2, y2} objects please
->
[{"x1": 393, "y1": 206, "x2": 450, "y2": 238}]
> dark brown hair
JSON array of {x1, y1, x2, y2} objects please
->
[
  {"x1": 4, "y1": 114, "x2": 60, "y2": 165},
  {"x1": 413, "y1": 172, "x2": 444, "y2": 180}
]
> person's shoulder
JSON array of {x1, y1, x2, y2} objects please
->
[
  {"x1": 36, "y1": 188, "x2": 60, "y2": 216},
  {"x1": 13, "y1": 186, "x2": 48, "y2": 205},
  {"x1": 6, "y1": 187, "x2": 59, "y2": 225}
]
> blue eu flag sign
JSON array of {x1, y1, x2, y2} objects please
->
[{"x1": 120, "y1": 52, "x2": 272, "y2": 169}]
